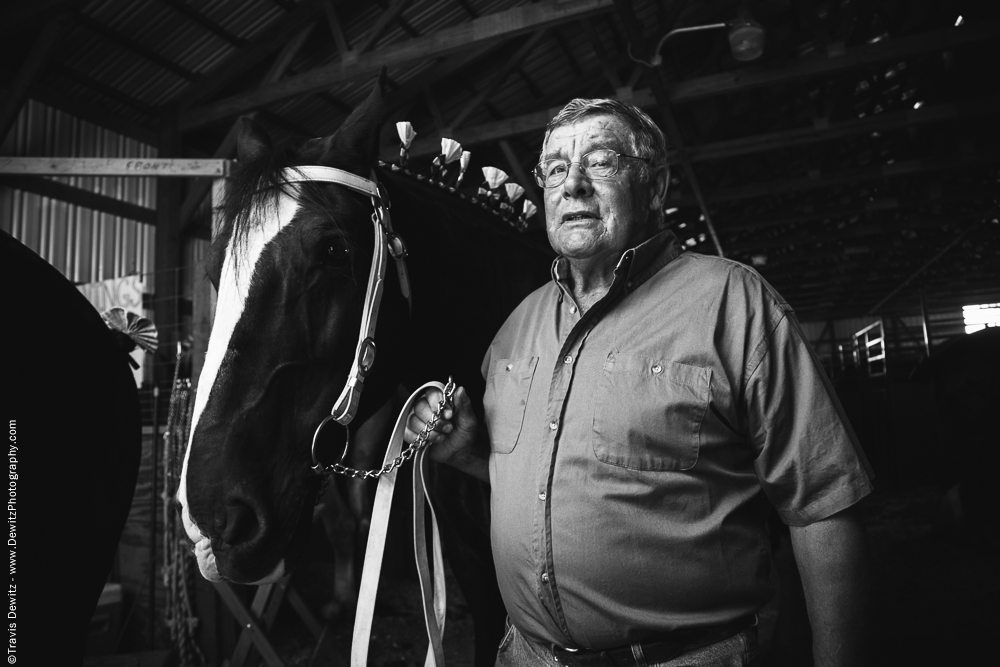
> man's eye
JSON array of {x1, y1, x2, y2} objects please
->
[{"x1": 546, "y1": 162, "x2": 568, "y2": 177}]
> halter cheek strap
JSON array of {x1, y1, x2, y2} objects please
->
[{"x1": 282, "y1": 165, "x2": 410, "y2": 428}]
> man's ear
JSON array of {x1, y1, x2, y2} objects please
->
[{"x1": 648, "y1": 165, "x2": 669, "y2": 212}]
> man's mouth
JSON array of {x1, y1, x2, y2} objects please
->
[{"x1": 563, "y1": 211, "x2": 599, "y2": 222}]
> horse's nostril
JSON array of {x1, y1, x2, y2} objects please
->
[{"x1": 216, "y1": 499, "x2": 260, "y2": 545}]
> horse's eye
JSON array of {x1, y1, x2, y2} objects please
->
[{"x1": 320, "y1": 238, "x2": 351, "y2": 266}]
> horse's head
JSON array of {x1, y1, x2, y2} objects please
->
[{"x1": 177, "y1": 73, "x2": 403, "y2": 584}]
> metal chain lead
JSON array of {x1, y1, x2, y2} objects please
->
[{"x1": 318, "y1": 378, "x2": 456, "y2": 480}]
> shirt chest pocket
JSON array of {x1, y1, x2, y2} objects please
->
[
  {"x1": 592, "y1": 355, "x2": 711, "y2": 471},
  {"x1": 484, "y1": 357, "x2": 539, "y2": 454}
]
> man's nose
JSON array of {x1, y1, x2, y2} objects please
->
[{"x1": 561, "y1": 163, "x2": 594, "y2": 197}]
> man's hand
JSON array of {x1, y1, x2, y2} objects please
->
[
  {"x1": 789, "y1": 504, "x2": 873, "y2": 667},
  {"x1": 405, "y1": 385, "x2": 489, "y2": 483}
]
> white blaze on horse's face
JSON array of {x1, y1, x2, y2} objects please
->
[{"x1": 177, "y1": 187, "x2": 301, "y2": 584}]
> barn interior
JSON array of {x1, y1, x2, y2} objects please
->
[{"x1": 1, "y1": 0, "x2": 998, "y2": 666}]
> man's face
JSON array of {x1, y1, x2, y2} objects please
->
[{"x1": 542, "y1": 114, "x2": 658, "y2": 265}]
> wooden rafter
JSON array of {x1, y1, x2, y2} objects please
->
[
  {"x1": 46, "y1": 62, "x2": 157, "y2": 116},
  {"x1": 323, "y1": 0, "x2": 351, "y2": 54},
  {"x1": 175, "y1": 0, "x2": 325, "y2": 109},
  {"x1": 74, "y1": 14, "x2": 200, "y2": 82},
  {"x1": 684, "y1": 96, "x2": 1000, "y2": 163},
  {"x1": 179, "y1": 0, "x2": 616, "y2": 131},
  {"x1": 670, "y1": 153, "x2": 1000, "y2": 208},
  {"x1": 582, "y1": 18, "x2": 622, "y2": 89},
  {"x1": 175, "y1": 24, "x2": 315, "y2": 237},
  {"x1": 160, "y1": 0, "x2": 247, "y2": 48},
  {"x1": 0, "y1": 174, "x2": 157, "y2": 224},
  {"x1": 0, "y1": 81, "x2": 158, "y2": 145},
  {"x1": 0, "y1": 0, "x2": 82, "y2": 39},
  {"x1": 498, "y1": 138, "x2": 542, "y2": 214},
  {"x1": 667, "y1": 18, "x2": 1000, "y2": 105},
  {"x1": 0, "y1": 19, "x2": 68, "y2": 144},
  {"x1": 378, "y1": 65, "x2": 607, "y2": 161},
  {"x1": 448, "y1": 29, "x2": 547, "y2": 130},
  {"x1": 355, "y1": 0, "x2": 412, "y2": 55}
]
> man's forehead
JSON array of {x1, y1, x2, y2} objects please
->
[{"x1": 542, "y1": 114, "x2": 629, "y2": 157}]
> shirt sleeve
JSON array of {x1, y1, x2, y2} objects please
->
[{"x1": 745, "y1": 309, "x2": 875, "y2": 526}]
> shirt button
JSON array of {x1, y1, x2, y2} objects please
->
[
  {"x1": 627, "y1": 281, "x2": 633, "y2": 289},
  {"x1": 569, "y1": 306, "x2": 577, "y2": 313},
  {"x1": 505, "y1": 363, "x2": 513, "y2": 372},
  {"x1": 563, "y1": 355, "x2": 573, "y2": 364},
  {"x1": 541, "y1": 572, "x2": 550, "y2": 583},
  {"x1": 652, "y1": 364, "x2": 663, "y2": 374},
  {"x1": 538, "y1": 492, "x2": 546, "y2": 501},
  {"x1": 549, "y1": 420, "x2": 558, "y2": 431}
]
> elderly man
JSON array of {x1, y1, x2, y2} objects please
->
[{"x1": 409, "y1": 98, "x2": 873, "y2": 667}]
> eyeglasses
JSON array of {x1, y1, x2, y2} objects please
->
[{"x1": 533, "y1": 149, "x2": 650, "y2": 188}]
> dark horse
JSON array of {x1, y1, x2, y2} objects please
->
[{"x1": 177, "y1": 72, "x2": 552, "y2": 665}]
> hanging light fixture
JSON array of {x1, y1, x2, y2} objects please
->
[
  {"x1": 636, "y1": 7, "x2": 765, "y2": 67},
  {"x1": 727, "y1": 7, "x2": 766, "y2": 61}
]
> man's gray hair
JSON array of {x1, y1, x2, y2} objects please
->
[{"x1": 543, "y1": 98, "x2": 670, "y2": 182}]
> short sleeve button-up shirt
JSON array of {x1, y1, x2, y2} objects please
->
[{"x1": 481, "y1": 230, "x2": 874, "y2": 650}]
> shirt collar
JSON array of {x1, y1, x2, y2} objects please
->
[{"x1": 550, "y1": 229, "x2": 684, "y2": 294}]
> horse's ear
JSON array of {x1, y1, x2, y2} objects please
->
[
  {"x1": 318, "y1": 68, "x2": 387, "y2": 171},
  {"x1": 237, "y1": 116, "x2": 272, "y2": 161}
]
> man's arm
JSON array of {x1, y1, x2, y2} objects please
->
[{"x1": 788, "y1": 504, "x2": 873, "y2": 667}]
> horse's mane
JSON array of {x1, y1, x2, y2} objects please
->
[{"x1": 220, "y1": 142, "x2": 299, "y2": 248}]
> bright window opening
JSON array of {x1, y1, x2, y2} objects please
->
[{"x1": 963, "y1": 303, "x2": 1000, "y2": 334}]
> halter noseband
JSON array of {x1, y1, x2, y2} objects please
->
[{"x1": 279, "y1": 165, "x2": 411, "y2": 471}]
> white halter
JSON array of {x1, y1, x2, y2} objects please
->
[{"x1": 280, "y1": 166, "x2": 411, "y2": 444}]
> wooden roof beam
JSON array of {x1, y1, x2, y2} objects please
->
[
  {"x1": 74, "y1": 14, "x2": 199, "y2": 81},
  {"x1": 449, "y1": 29, "x2": 547, "y2": 130},
  {"x1": 1, "y1": 81, "x2": 157, "y2": 145},
  {"x1": 323, "y1": 0, "x2": 351, "y2": 55},
  {"x1": 47, "y1": 62, "x2": 157, "y2": 116},
  {"x1": 0, "y1": 174, "x2": 157, "y2": 224},
  {"x1": 179, "y1": 0, "x2": 616, "y2": 131},
  {"x1": 377, "y1": 90, "x2": 999, "y2": 170},
  {"x1": 160, "y1": 0, "x2": 247, "y2": 48},
  {"x1": 356, "y1": 0, "x2": 412, "y2": 55},
  {"x1": 0, "y1": 18, "x2": 67, "y2": 145},
  {"x1": 498, "y1": 138, "x2": 543, "y2": 216},
  {"x1": 178, "y1": 25, "x2": 314, "y2": 236},
  {"x1": 582, "y1": 18, "x2": 622, "y2": 90},
  {"x1": 671, "y1": 153, "x2": 1000, "y2": 208},
  {"x1": 175, "y1": 0, "x2": 325, "y2": 109},
  {"x1": 379, "y1": 64, "x2": 607, "y2": 162},
  {"x1": 1, "y1": 0, "x2": 82, "y2": 39},
  {"x1": 667, "y1": 17, "x2": 1000, "y2": 105},
  {"x1": 685, "y1": 96, "x2": 1000, "y2": 163}
]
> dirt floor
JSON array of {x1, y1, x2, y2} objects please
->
[{"x1": 264, "y1": 485, "x2": 998, "y2": 666}]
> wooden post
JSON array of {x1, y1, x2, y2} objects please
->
[
  {"x1": 190, "y1": 177, "x2": 224, "y2": 386},
  {"x1": 155, "y1": 106, "x2": 184, "y2": 384}
]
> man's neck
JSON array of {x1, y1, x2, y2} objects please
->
[{"x1": 565, "y1": 256, "x2": 618, "y2": 314}]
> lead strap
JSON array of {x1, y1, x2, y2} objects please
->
[{"x1": 351, "y1": 382, "x2": 448, "y2": 667}]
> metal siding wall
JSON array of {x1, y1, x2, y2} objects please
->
[{"x1": 1, "y1": 99, "x2": 157, "y2": 285}]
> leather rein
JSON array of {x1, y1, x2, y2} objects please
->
[{"x1": 280, "y1": 165, "x2": 449, "y2": 667}]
